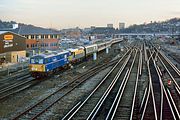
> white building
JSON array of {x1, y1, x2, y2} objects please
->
[
  {"x1": 107, "y1": 24, "x2": 113, "y2": 28},
  {"x1": 119, "y1": 23, "x2": 125, "y2": 30}
]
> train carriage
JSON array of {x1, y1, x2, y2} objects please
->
[
  {"x1": 97, "y1": 42, "x2": 106, "y2": 52},
  {"x1": 84, "y1": 44, "x2": 98, "y2": 56},
  {"x1": 68, "y1": 46, "x2": 85, "y2": 62},
  {"x1": 105, "y1": 40, "x2": 112, "y2": 48}
]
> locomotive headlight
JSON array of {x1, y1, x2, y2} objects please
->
[{"x1": 32, "y1": 67, "x2": 37, "y2": 71}]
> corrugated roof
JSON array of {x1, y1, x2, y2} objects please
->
[
  {"x1": 18, "y1": 25, "x2": 60, "y2": 35},
  {"x1": 0, "y1": 31, "x2": 8, "y2": 35},
  {"x1": 0, "y1": 28, "x2": 20, "y2": 34},
  {"x1": 0, "y1": 30, "x2": 26, "y2": 38}
]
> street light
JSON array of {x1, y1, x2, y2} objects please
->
[{"x1": 36, "y1": 39, "x2": 40, "y2": 54}]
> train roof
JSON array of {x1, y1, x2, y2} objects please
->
[
  {"x1": 67, "y1": 46, "x2": 84, "y2": 52},
  {"x1": 31, "y1": 50, "x2": 70, "y2": 59},
  {"x1": 84, "y1": 44, "x2": 97, "y2": 48}
]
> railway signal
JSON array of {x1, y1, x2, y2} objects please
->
[{"x1": 168, "y1": 79, "x2": 172, "y2": 86}]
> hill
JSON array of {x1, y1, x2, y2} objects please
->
[{"x1": 120, "y1": 18, "x2": 180, "y2": 33}]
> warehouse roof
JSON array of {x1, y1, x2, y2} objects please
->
[
  {"x1": 0, "y1": 31, "x2": 26, "y2": 38},
  {"x1": 0, "y1": 31, "x2": 8, "y2": 35},
  {"x1": 0, "y1": 24, "x2": 60, "y2": 35},
  {"x1": 18, "y1": 25, "x2": 60, "y2": 35}
]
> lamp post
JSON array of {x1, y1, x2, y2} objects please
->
[{"x1": 36, "y1": 39, "x2": 40, "y2": 54}]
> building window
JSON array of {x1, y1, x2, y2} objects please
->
[
  {"x1": 31, "y1": 35, "x2": 35, "y2": 39},
  {"x1": 54, "y1": 35, "x2": 57, "y2": 39},
  {"x1": 51, "y1": 35, "x2": 54, "y2": 39},
  {"x1": 25, "y1": 35, "x2": 28, "y2": 39},
  {"x1": 35, "y1": 35, "x2": 39, "y2": 39},
  {"x1": 45, "y1": 35, "x2": 48, "y2": 39},
  {"x1": 27, "y1": 44, "x2": 29, "y2": 48},
  {"x1": 41, "y1": 35, "x2": 45, "y2": 39}
]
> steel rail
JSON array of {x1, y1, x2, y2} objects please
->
[
  {"x1": 140, "y1": 83, "x2": 151, "y2": 120},
  {"x1": 105, "y1": 69, "x2": 129, "y2": 120},
  {"x1": 148, "y1": 60, "x2": 158, "y2": 120},
  {"x1": 88, "y1": 50, "x2": 138, "y2": 120},
  {"x1": 166, "y1": 88, "x2": 180, "y2": 119},
  {"x1": 130, "y1": 50, "x2": 141, "y2": 120},
  {"x1": 141, "y1": 48, "x2": 157, "y2": 120},
  {"x1": 0, "y1": 79, "x2": 33, "y2": 94},
  {"x1": 139, "y1": 87, "x2": 147, "y2": 112},
  {"x1": 158, "y1": 55, "x2": 180, "y2": 95},
  {"x1": 153, "y1": 58, "x2": 177, "y2": 120},
  {"x1": 12, "y1": 51, "x2": 129, "y2": 120},
  {"x1": 153, "y1": 59, "x2": 164, "y2": 120},
  {"x1": 61, "y1": 50, "x2": 132, "y2": 120},
  {"x1": 157, "y1": 48, "x2": 180, "y2": 77}
]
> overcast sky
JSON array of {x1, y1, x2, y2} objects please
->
[{"x1": 0, "y1": 0, "x2": 180, "y2": 29}]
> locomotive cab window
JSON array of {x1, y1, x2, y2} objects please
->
[
  {"x1": 64, "y1": 54, "x2": 67, "y2": 58},
  {"x1": 31, "y1": 59, "x2": 35, "y2": 64},
  {"x1": 38, "y1": 59, "x2": 44, "y2": 64}
]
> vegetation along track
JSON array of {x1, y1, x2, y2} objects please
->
[{"x1": 11, "y1": 50, "x2": 130, "y2": 120}]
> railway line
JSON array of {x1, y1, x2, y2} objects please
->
[
  {"x1": 105, "y1": 49, "x2": 139, "y2": 120},
  {"x1": 0, "y1": 77, "x2": 36, "y2": 100},
  {"x1": 61, "y1": 42, "x2": 180, "y2": 120},
  {"x1": 0, "y1": 44, "x2": 121, "y2": 101},
  {"x1": 0, "y1": 71, "x2": 30, "y2": 89},
  {"x1": 1, "y1": 40, "x2": 179, "y2": 119},
  {"x1": 0, "y1": 68, "x2": 33, "y2": 100},
  {"x1": 140, "y1": 43, "x2": 180, "y2": 120},
  {"x1": 61, "y1": 47, "x2": 139, "y2": 120},
  {"x1": 11, "y1": 50, "x2": 130, "y2": 120}
]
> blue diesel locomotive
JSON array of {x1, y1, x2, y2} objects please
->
[{"x1": 29, "y1": 51, "x2": 70, "y2": 78}]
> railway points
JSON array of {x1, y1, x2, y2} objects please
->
[{"x1": 0, "y1": 39, "x2": 180, "y2": 120}]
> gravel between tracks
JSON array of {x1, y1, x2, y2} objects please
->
[
  {"x1": 0, "y1": 43, "x2": 124, "y2": 119},
  {"x1": 39, "y1": 67, "x2": 112, "y2": 120}
]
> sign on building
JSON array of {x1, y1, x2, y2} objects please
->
[{"x1": 3, "y1": 34, "x2": 14, "y2": 48}]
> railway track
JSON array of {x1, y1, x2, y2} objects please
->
[
  {"x1": 105, "y1": 49, "x2": 139, "y2": 120},
  {"x1": 0, "y1": 72, "x2": 30, "y2": 89},
  {"x1": 0, "y1": 77, "x2": 36, "y2": 100},
  {"x1": 0, "y1": 47, "x2": 122, "y2": 101},
  {"x1": 157, "y1": 49, "x2": 180, "y2": 119},
  {"x1": 3, "y1": 41, "x2": 179, "y2": 120},
  {"x1": 141, "y1": 48, "x2": 161, "y2": 120},
  {"x1": 140, "y1": 43, "x2": 180, "y2": 120},
  {"x1": 11, "y1": 50, "x2": 130, "y2": 120},
  {"x1": 61, "y1": 47, "x2": 142, "y2": 120},
  {"x1": 61, "y1": 48, "x2": 132, "y2": 120}
]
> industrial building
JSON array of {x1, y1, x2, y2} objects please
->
[
  {"x1": 0, "y1": 24, "x2": 61, "y2": 52},
  {"x1": 0, "y1": 31, "x2": 26, "y2": 64}
]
